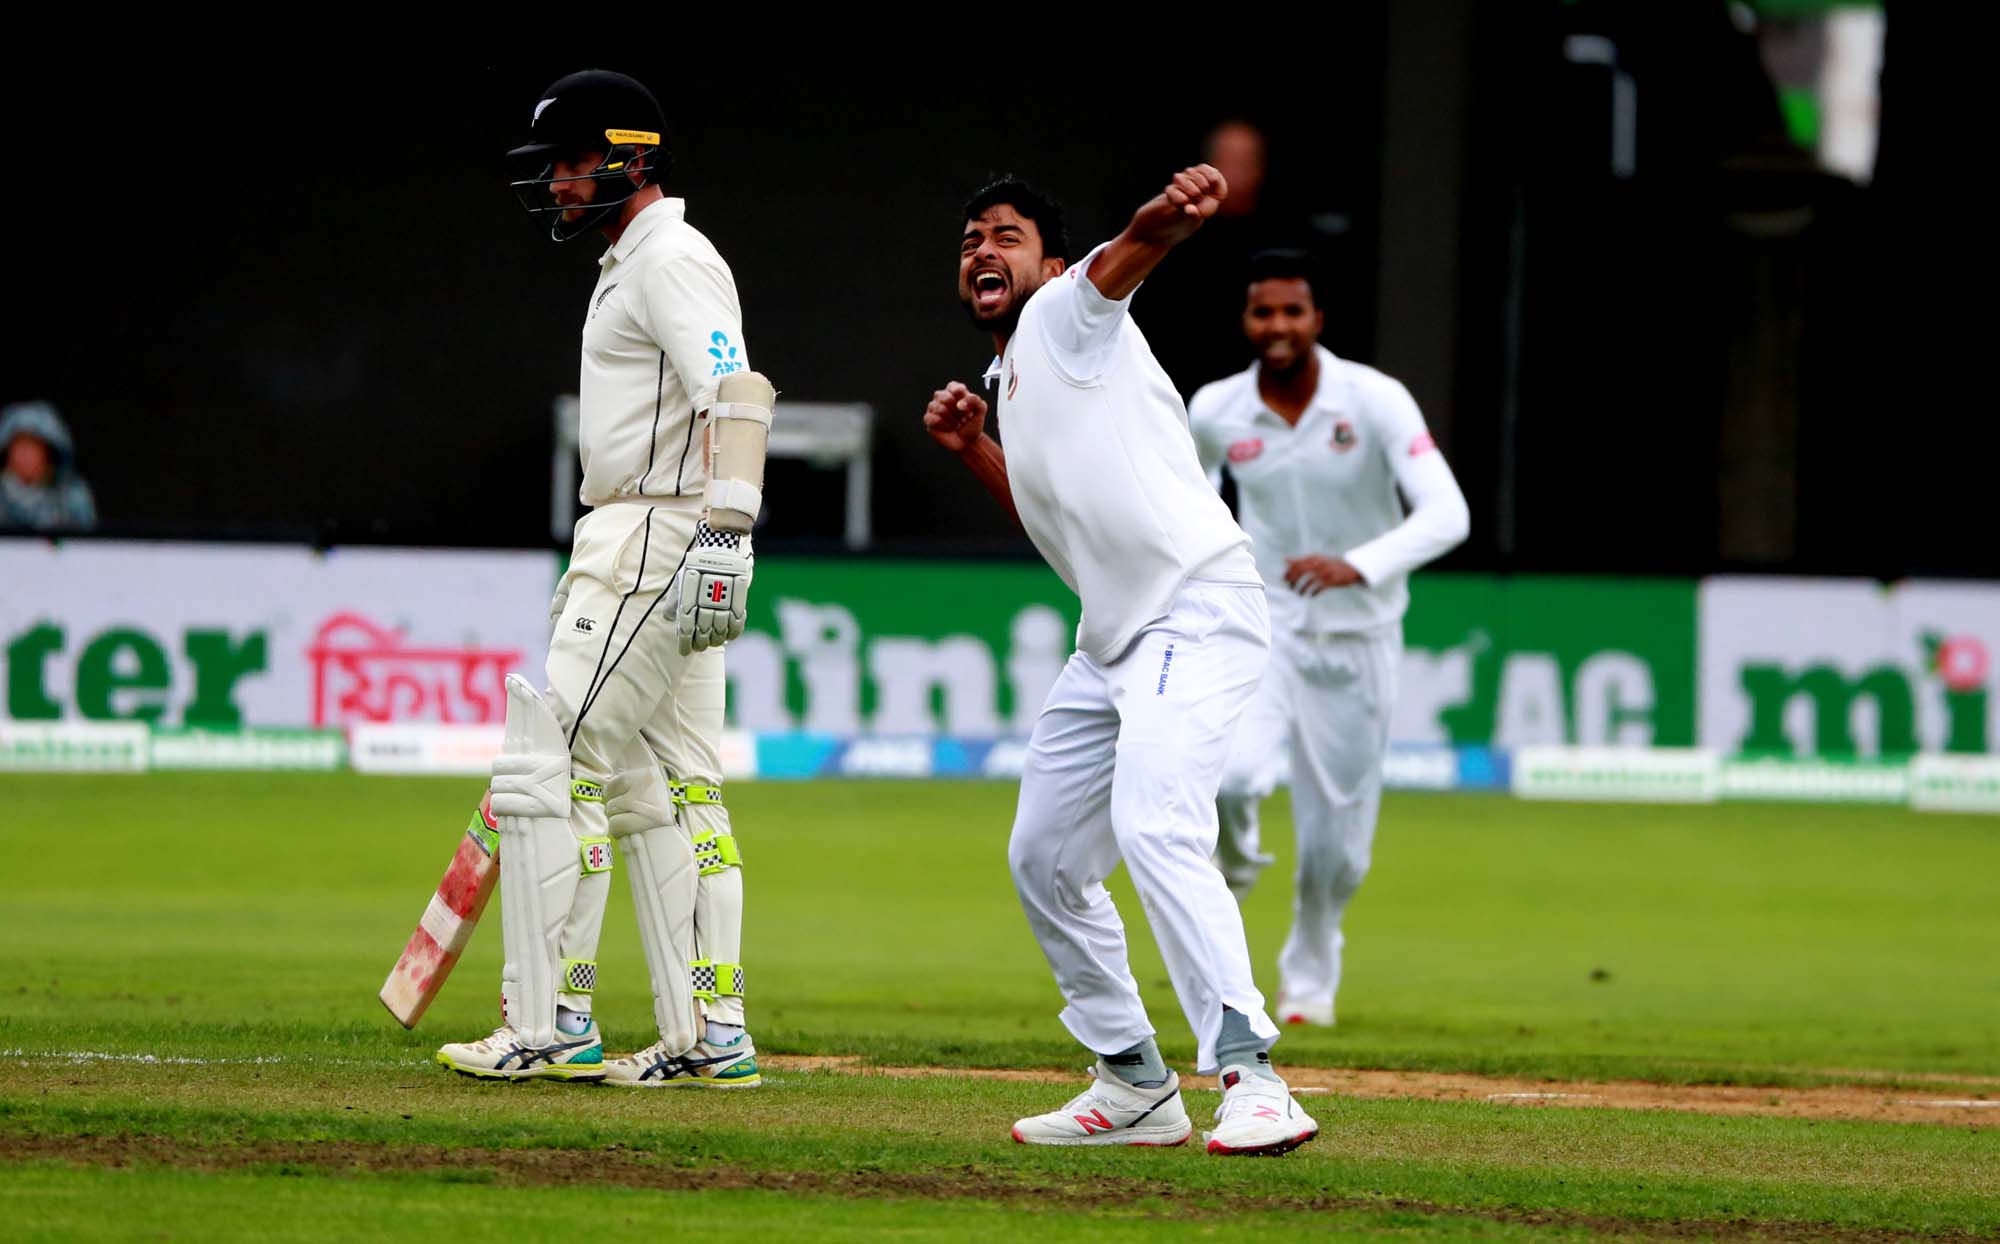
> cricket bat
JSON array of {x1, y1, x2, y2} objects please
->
[{"x1": 379, "y1": 794, "x2": 499, "y2": 1028}]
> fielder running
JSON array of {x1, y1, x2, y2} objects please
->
[
  {"x1": 433, "y1": 69, "x2": 768, "y2": 1086},
  {"x1": 1189, "y1": 249, "x2": 1469, "y2": 1027},
  {"x1": 923, "y1": 168, "x2": 1317, "y2": 1155}
]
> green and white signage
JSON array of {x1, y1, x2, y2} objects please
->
[
  {"x1": 0, "y1": 540, "x2": 554, "y2": 730},
  {"x1": 731, "y1": 564, "x2": 1698, "y2": 747},
  {"x1": 7, "y1": 544, "x2": 1995, "y2": 767},
  {"x1": 1699, "y1": 578, "x2": 1997, "y2": 759},
  {"x1": 1399, "y1": 576, "x2": 1696, "y2": 748},
  {"x1": 727, "y1": 558, "x2": 1082, "y2": 737}
]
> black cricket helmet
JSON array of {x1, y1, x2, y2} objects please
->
[{"x1": 508, "y1": 70, "x2": 672, "y2": 242}]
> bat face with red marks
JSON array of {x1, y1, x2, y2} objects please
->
[{"x1": 379, "y1": 798, "x2": 500, "y2": 1029}]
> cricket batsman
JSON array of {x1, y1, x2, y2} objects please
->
[
  {"x1": 1189, "y1": 249, "x2": 1469, "y2": 1026},
  {"x1": 922, "y1": 168, "x2": 1317, "y2": 1154},
  {"x1": 427, "y1": 69, "x2": 768, "y2": 1086}
]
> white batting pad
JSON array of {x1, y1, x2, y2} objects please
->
[
  {"x1": 606, "y1": 744, "x2": 701, "y2": 1055},
  {"x1": 490, "y1": 675, "x2": 577, "y2": 1048}
]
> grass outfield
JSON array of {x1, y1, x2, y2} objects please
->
[{"x1": 1, "y1": 773, "x2": 1995, "y2": 1240}]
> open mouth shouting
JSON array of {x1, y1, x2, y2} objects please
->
[{"x1": 970, "y1": 267, "x2": 1010, "y2": 313}]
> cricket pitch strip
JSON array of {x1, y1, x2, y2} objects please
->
[{"x1": 764, "y1": 1056, "x2": 1998, "y2": 1128}]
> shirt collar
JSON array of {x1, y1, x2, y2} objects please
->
[
  {"x1": 1248, "y1": 346, "x2": 1345, "y2": 426},
  {"x1": 599, "y1": 196, "x2": 685, "y2": 268},
  {"x1": 1307, "y1": 345, "x2": 1347, "y2": 415},
  {"x1": 982, "y1": 357, "x2": 1002, "y2": 390}
]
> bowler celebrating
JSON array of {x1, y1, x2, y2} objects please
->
[
  {"x1": 1190, "y1": 249, "x2": 1469, "y2": 1026},
  {"x1": 924, "y1": 167, "x2": 1317, "y2": 1155}
]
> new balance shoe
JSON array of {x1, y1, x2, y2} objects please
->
[
  {"x1": 604, "y1": 1031, "x2": 762, "y2": 1088},
  {"x1": 434, "y1": 1024, "x2": 606, "y2": 1082},
  {"x1": 1011, "y1": 1061, "x2": 1193, "y2": 1147},
  {"x1": 1204, "y1": 1065, "x2": 1319, "y2": 1155},
  {"x1": 1276, "y1": 996, "x2": 1336, "y2": 1027}
]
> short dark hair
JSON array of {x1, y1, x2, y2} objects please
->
[
  {"x1": 1247, "y1": 249, "x2": 1318, "y2": 304},
  {"x1": 962, "y1": 177, "x2": 1070, "y2": 261}
]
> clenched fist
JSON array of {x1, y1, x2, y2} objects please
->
[
  {"x1": 1131, "y1": 164, "x2": 1229, "y2": 247},
  {"x1": 924, "y1": 381, "x2": 989, "y2": 454}
]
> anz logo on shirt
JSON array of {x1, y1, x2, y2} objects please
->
[{"x1": 708, "y1": 331, "x2": 745, "y2": 377}]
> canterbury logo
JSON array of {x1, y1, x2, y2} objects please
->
[{"x1": 1075, "y1": 1109, "x2": 1115, "y2": 1134}]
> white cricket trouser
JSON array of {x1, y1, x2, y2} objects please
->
[
  {"x1": 1217, "y1": 623, "x2": 1400, "y2": 1011},
  {"x1": 1008, "y1": 581, "x2": 1280, "y2": 1075},
  {"x1": 542, "y1": 498, "x2": 727, "y2": 1014}
]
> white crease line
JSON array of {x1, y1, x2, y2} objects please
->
[
  {"x1": 1487, "y1": 1092, "x2": 1602, "y2": 1101},
  {"x1": 0, "y1": 1048, "x2": 385, "y2": 1068}
]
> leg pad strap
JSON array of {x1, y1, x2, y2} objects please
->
[
  {"x1": 561, "y1": 958, "x2": 598, "y2": 994},
  {"x1": 692, "y1": 829, "x2": 741, "y2": 876},
  {"x1": 690, "y1": 959, "x2": 744, "y2": 1001},
  {"x1": 669, "y1": 781, "x2": 724, "y2": 807}
]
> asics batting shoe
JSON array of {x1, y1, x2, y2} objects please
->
[
  {"x1": 604, "y1": 1032, "x2": 762, "y2": 1088},
  {"x1": 1204, "y1": 1064, "x2": 1319, "y2": 1155},
  {"x1": 1011, "y1": 1061, "x2": 1193, "y2": 1147},
  {"x1": 434, "y1": 1024, "x2": 606, "y2": 1082}
]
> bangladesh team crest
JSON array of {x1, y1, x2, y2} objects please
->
[{"x1": 1331, "y1": 420, "x2": 1357, "y2": 452}]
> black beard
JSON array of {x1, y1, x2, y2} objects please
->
[
  {"x1": 961, "y1": 268, "x2": 1051, "y2": 337},
  {"x1": 961, "y1": 294, "x2": 1025, "y2": 337}
]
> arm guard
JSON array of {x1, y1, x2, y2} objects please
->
[{"x1": 704, "y1": 371, "x2": 776, "y2": 535}]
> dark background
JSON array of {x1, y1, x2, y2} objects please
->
[{"x1": 3, "y1": 4, "x2": 1979, "y2": 578}]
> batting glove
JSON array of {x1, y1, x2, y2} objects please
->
[{"x1": 678, "y1": 523, "x2": 752, "y2": 655}]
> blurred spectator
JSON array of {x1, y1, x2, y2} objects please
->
[
  {"x1": 1146, "y1": 119, "x2": 1353, "y2": 395},
  {"x1": 1, "y1": 401, "x2": 97, "y2": 532},
  {"x1": 1206, "y1": 119, "x2": 1268, "y2": 217}
]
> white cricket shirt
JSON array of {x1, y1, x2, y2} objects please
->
[
  {"x1": 579, "y1": 197, "x2": 748, "y2": 508},
  {"x1": 1189, "y1": 347, "x2": 1469, "y2": 635},
  {"x1": 991, "y1": 246, "x2": 1258, "y2": 664}
]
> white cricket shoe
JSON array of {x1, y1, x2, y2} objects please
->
[
  {"x1": 1011, "y1": 1061, "x2": 1193, "y2": 1147},
  {"x1": 434, "y1": 1024, "x2": 606, "y2": 1082},
  {"x1": 1276, "y1": 996, "x2": 1336, "y2": 1027},
  {"x1": 1204, "y1": 1065, "x2": 1319, "y2": 1156},
  {"x1": 604, "y1": 1032, "x2": 762, "y2": 1088}
]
